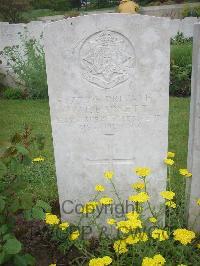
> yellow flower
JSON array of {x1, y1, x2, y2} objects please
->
[
  {"x1": 80, "y1": 201, "x2": 99, "y2": 214},
  {"x1": 167, "y1": 152, "x2": 175, "y2": 158},
  {"x1": 135, "y1": 167, "x2": 151, "y2": 177},
  {"x1": 197, "y1": 199, "x2": 200, "y2": 206},
  {"x1": 131, "y1": 182, "x2": 145, "y2": 190},
  {"x1": 173, "y1": 229, "x2": 195, "y2": 245},
  {"x1": 59, "y1": 222, "x2": 69, "y2": 231},
  {"x1": 49, "y1": 264, "x2": 56, "y2": 266},
  {"x1": 104, "y1": 171, "x2": 114, "y2": 179},
  {"x1": 102, "y1": 256, "x2": 112, "y2": 265},
  {"x1": 95, "y1": 184, "x2": 105, "y2": 192},
  {"x1": 197, "y1": 243, "x2": 200, "y2": 249},
  {"x1": 126, "y1": 211, "x2": 139, "y2": 220},
  {"x1": 165, "y1": 201, "x2": 176, "y2": 208},
  {"x1": 113, "y1": 240, "x2": 128, "y2": 254},
  {"x1": 89, "y1": 256, "x2": 112, "y2": 266},
  {"x1": 100, "y1": 197, "x2": 113, "y2": 205},
  {"x1": 137, "y1": 232, "x2": 148, "y2": 242},
  {"x1": 164, "y1": 158, "x2": 174, "y2": 166},
  {"x1": 69, "y1": 230, "x2": 80, "y2": 241},
  {"x1": 142, "y1": 257, "x2": 155, "y2": 266},
  {"x1": 152, "y1": 229, "x2": 169, "y2": 241},
  {"x1": 32, "y1": 156, "x2": 45, "y2": 162},
  {"x1": 149, "y1": 217, "x2": 157, "y2": 223},
  {"x1": 154, "y1": 254, "x2": 166, "y2": 265},
  {"x1": 107, "y1": 218, "x2": 116, "y2": 225},
  {"x1": 160, "y1": 191, "x2": 175, "y2": 200},
  {"x1": 116, "y1": 215, "x2": 142, "y2": 233},
  {"x1": 129, "y1": 192, "x2": 150, "y2": 203},
  {"x1": 45, "y1": 213, "x2": 60, "y2": 225},
  {"x1": 179, "y1": 169, "x2": 192, "y2": 177},
  {"x1": 116, "y1": 220, "x2": 130, "y2": 233},
  {"x1": 125, "y1": 234, "x2": 139, "y2": 245},
  {"x1": 142, "y1": 254, "x2": 166, "y2": 266}
]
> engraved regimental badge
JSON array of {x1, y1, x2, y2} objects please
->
[{"x1": 80, "y1": 30, "x2": 136, "y2": 89}]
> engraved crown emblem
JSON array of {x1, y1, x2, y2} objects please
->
[{"x1": 80, "y1": 30, "x2": 136, "y2": 89}]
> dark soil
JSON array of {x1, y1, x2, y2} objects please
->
[{"x1": 14, "y1": 201, "x2": 81, "y2": 266}]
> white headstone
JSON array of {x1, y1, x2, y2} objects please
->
[
  {"x1": 44, "y1": 14, "x2": 170, "y2": 222},
  {"x1": 187, "y1": 23, "x2": 200, "y2": 232}
]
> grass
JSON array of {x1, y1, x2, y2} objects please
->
[
  {"x1": 22, "y1": 9, "x2": 66, "y2": 21},
  {"x1": 0, "y1": 97, "x2": 190, "y2": 202},
  {"x1": 171, "y1": 43, "x2": 193, "y2": 67}
]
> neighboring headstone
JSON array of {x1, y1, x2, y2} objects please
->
[
  {"x1": 44, "y1": 14, "x2": 170, "y2": 222},
  {"x1": 187, "y1": 23, "x2": 200, "y2": 232},
  {"x1": 0, "y1": 22, "x2": 45, "y2": 87}
]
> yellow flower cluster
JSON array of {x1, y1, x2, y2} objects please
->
[
  {"x1": 131, "y1": 182, "x2": 145, "y2": 190},
  {"x1": 49, "y1": 264, "x2": 56, "y2": 266},
  {"x1": 59, "y1": 222, "x2": 69, "y2": 231},
  {"x1": 107, "y1": 218, "x2": 116, "y2": 225},
  {"x1": 160, "y1": 191, "x2": 175, "y2": 200},
  {"x1": 100, "y1": 197, "x2": 113, "y2": 205},
  {"x1": 167, "y1": 152, "x2": 175, "y2": 158},
  {"x1": 165, "y1": 201, "x2": 176, "y2": 208},
  {"x1": 32, "y1": 156, "x2": 45, "y2": 162},
  {"x1": 142, "y1": 254, "x2": 166, "y2": 266},
  {"x1": 197, "y1": 199, "x2": 200, "y2": 206},
  {"x1": 164, "y1": 158, "x2": 174, "y2": 166},
  {"x1": 89, "y1": 256, "x2": 112, "y2": 266},
  {"x1": 129, "y1": 192, "x2": 150, "y2": 203},
  {"x1": 69, "y1": 230, "x2": 80, "y2": 241},
  {"x1": 135, "y1": 167, "x2": 151, "y2": 177},
  {"x1": 116, "y1": 212, "x2": 142, "y2": 233},
  {"x1": 45, "y1": 213, "x2": 60, "y2": 225},
  {"x1": 152, "y1": 229, "x2": 169, "y2": 241},
  {"x1": 125, "y1": 232, "x2": 148, "y2": 245},
  {"x1": 95, "y1": 184, "x2": 105, "y2": 192},
  {"x1": 80, "y1": 201, "x2": 99, "y2": 214},
  {"x1": 113, "y1": 240, "x2": 128, "y2": 254},
  {"x1": 173, "y1": 229, "x2": 195, "y2": 245},
  {"x1": 179, "y1": 169, "x2": 192, "y2": 177},
  {"x1": 149, "y1": 217, "x2": 157, "y2": 223},
  {"x1": 104, "y1": 171, "x2": 114, "y2": 179}
]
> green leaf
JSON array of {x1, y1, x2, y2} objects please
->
[
  {"x1": 14, "y1": 253, "x2": 35, "y2": 266},
  {"x1": 0, "y1": 214, "x2": 6, "y2": 224},
  {"x1": 14, "y1": 254, "x2": 27, "y2": 266},
  {"x1": 35, "y1": 200, "x2": 51, "y2": 212},
  {"x1": 3, "y1": 238, "x2": 22, "y2": 255},
  {"x1": 23, "y1": 254, "x2": 36, "y2": 266},
  {"x1": 23, "y1": 210, "x2": 32, "y2": 221},
  {"x1": 10, "y1": 158, "x2": 19, "y2": 173},
  {"x1": 0, "y1": 161, "x2": 7, "y2": 177},
  {"x1": 0, "y1": 250, "x2": 6, "y2": 264},
  {"x1": 22, "y1": 155, "x2": 32, "y2": 166},
  {"x1": 31, "y1": 207, "x2": 45, "y2": 220},
  {"x1": 3, "y1": 234, "x2": 14, "y2": 241},
  {"x1": 20, "y1": 193, "x2": 33, "y2": 210},
  {"x1": 0, "y1": 197, "x2": 5, "y2": 213},
  {"x1": 0, "y1": 224, "x2": 8, "y2": 235},
  {"x1": 8, "y1": 199, "x2": 21, "y2": 213},
  {"x1": 16, "y1": 144, "x2": 29, "y2": 156}
]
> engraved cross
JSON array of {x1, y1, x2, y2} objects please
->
[{"x1": 87, "y1": 134, "x2": 135, "y2": 166}]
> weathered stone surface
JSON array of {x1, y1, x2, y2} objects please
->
[
  {"x1": 44, "y1": 14, "x2": 170, "y2": 222},
  {"x1": 187, "y1": 23, "x2": 200, "y2": 232}
]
